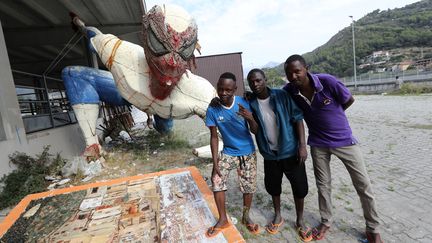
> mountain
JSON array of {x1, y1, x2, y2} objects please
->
[
  {"x1": 261, "y1": 61, "x2": 280, "y2": 69},
  {"x1": 267, "y1": 0, "x2": 432, "y2": 78}
]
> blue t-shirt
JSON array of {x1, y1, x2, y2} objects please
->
[{"x1": 205, "y1": 96, "x2": 255, "y2": 156}]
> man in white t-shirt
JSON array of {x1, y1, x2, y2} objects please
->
[{"x1": 247, "y1": 69, "x2": 312, "y2": 241}]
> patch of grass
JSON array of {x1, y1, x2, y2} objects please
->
[
  {"x1": 345, "y1": 207, "x2": 354, "y2": 212},
  {"x1": 387, "y1": 185, "x2": 395, "y2": 191},
  {"x1": 386, "y1": 142, "x2": 396, "y2": 150},
  {"x1": 339, "y1": 183, "x2": 353, "y2": 194},
  {"x1": 390, "y1": 83, "x2": 432, "y2": 95},
  {"x1": 264, "y1": 199, "x2": 273, "y2": 210},
  {"x1": 254, "y1": 192, "x2": 265, "y2": 206},
  {"x1": 406, "y1": 124, "x2": 432, "y2": 130},
  {"x1": 0, "y1": 146, "x2": 67, "y2": 209},
  {"x1": 227, "y1": 205, "x2": 242, "y2": 215},
  {"x1": 155, "y1": 166, "x2": 166, "y2": 172},
  {"x1": 282, "y1": 203, "x2": 293, "y2": 211}
]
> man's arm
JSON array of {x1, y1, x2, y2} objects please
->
[
  {"x1": 295, "y1": 120, "x2": 307, "y2": 164},
  {"x1": 342, "y1": 96, "x2": 355, "y2": 110},
  {"x1": 209, "y1": 126, "x2": 222, "y2": 177},
  {"x1": 238, "y1": 104, "x2": 258, "y2": 134}
]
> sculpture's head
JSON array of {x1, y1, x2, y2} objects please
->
[{"x1": 142, "y1": 4, "x2": 197, "y2": 92}]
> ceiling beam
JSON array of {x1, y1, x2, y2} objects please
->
[
  {"x1": 3, "y1": 24, "x2": 141, "y2": 48},
  {"x1": 21, "y1": 0, "x2": 63, "y2": 25}
]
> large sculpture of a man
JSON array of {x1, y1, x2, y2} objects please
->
[{"x1": 62, "y1": 4, "x2": 216, "y2": 155}]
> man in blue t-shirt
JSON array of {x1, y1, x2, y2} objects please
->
[
  {"x1": 205, "y1": 72, "x2": 260, "y2": 238},
  {"x1": 284, "y1": 54, "x2": 382, "y2": 243}
]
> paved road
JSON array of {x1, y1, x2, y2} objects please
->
[{"x1": 196, "y1": 94, "x2": 432, "y2": 243}]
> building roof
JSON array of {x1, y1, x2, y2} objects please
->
[
  {"x1": 0, "y1": 0, "x2": 145, "y2": 78},
  {"x1": 194, "y1": 52, "x2": 245, "y2": 96}
]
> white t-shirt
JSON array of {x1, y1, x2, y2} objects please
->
[{"x1": 257, "y1": 97, "x2": 279, "y2": 151}]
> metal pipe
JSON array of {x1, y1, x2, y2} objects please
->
[
  {"x1": 42, "y1": 75, "x2": 55, "y2": 128},
  {"x1": 349, "y1": 16, "x2": 357, "y2": 89},
  {"x1": 11, "y1": 69, "x2": 63, "y2": 82}
]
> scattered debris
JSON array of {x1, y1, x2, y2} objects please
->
[
  {"x1": 231, "y1": 216, "x2": 238, "y2": 225},
  {"x1": 119, "y1": 130, "x2": 131, "y2": 142},
  {"x1": 192, "y1": 142, "x2": 223, "y2": 158},
  {"x1": 104, "y1": 136, "x2": 113, "y2": 144},
  {"x1": 57, "y1": 178, "x2": 71, "y2": 185},
  {"x1": 175, "y1": 192, "x2": 184, "y2": 198},
  {"x1": 81, "y1": 176, "x2": 94, "y2": 182},
  {"x1": 44, "y1": 176, "x2": 60, "y2": 181},
  {"x1": 23, "y1": 204, "x2": 41, "y2": 218}
]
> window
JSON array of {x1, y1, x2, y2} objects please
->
[{"x1": 13, "y1": 71, "x2": 77, "y2": 133}]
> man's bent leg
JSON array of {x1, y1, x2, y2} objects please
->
[
  {"x1": 331, "y1": 145, "x2": 380, "y2": 233},
  {"x1": 310, "y1": 147, "x2": 333, "y2": 227}
]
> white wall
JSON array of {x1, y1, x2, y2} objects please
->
[
  {"x1": 0, "y1": 125, "x2": 86, "y2": 176},
  {"x1": 0, "y1": 21, "x2": 85, "y2": 177}
]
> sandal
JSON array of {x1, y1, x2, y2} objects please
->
[
  {"x1": 265, "y1": 218, "x2": 284, "y2": 234},
  {"x1": 297, "y1": 226, "x2": 313, "y2": 242},
  {"x1": 205, "y1": 224, "x2": 230, "y2": 238},
  {"x1": 244, "y1": 223, "x2": 260, "y2": 235},
  {"x1": 312, "y1": 224, "x2": 330, "y2": 240}
]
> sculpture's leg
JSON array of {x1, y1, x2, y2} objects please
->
[
  {"x1": 62, "y1": 66, "x2": 129, "y2": 155},
  {"x1": 153, "y1": 115, "x2": 173, "y2": 135}
]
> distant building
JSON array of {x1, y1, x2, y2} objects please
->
[
  {"x1": 391, "y1": 61, "x2": 412, "y2": 72},
  {"x1": 194, "y1": 52, "x2": 245, "y2": 96}
]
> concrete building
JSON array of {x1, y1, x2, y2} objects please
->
[{"x1": 0, "y1": 1, "x2": 244, "y2": 177}]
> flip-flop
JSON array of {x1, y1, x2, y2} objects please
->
[
  {"x1": 244, "y1": 223, "x2": 260, "y2": 235},
  {"x1": 312, "y1": 224, "x2": 330, "y2": 240},
  {"x1": 265, "y1": 218, "x2": 285, "y2": 234},
  {"x1": 205, "y1": 224, "x2": 230, "y2": 238},
  {"x1": 297, "y1": 226, "x2": 313, "y2": 242}
]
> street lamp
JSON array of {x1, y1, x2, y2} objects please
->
[{"x1": 349, "y1": 15, "x2": 357, "y2": 89}]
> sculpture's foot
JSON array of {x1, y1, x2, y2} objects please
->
[
  {"x1": 82, "y1": 143, "x2": 103, "y2": 161},
  {"x1": 147, "y1": 117, "x2": 154, "y2": 129}
]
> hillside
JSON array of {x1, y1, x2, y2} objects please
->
[{"x1": 266, "y1": 0, "x2": 432, "y2": 80}]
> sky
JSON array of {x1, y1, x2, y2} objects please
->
[{"x1": 145, "y1": 0, "x2": 420, "y2": 69}]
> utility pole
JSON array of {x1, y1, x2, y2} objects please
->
[{"x1": 349, "y1": 16, "x2": 357, "y2": 89}]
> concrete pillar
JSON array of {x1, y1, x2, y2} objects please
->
[{"x1": 0, "y1": 21, "x2": 25, "y2": 143}]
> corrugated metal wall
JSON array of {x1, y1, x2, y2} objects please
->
[{"x1": 194, "y1": 52, "x2": 245, "y2": 96}]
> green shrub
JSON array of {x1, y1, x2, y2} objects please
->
[
  {"x1": 0, "y1": 146, "x2": 67, "y2": 209},
  {"x1": 392, "y1": 83, "x2": 432, "y2": 95}
]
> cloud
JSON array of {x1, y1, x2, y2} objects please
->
[{"x1": 146, "y1": 0, "x2": 419, "y2": 67}]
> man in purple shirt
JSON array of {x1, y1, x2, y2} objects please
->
[{"x1": 283, "y1": 54, "x2": 382, "y2": 243}]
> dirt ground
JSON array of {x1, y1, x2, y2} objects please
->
[{"x1": 3, "y1": 94, "x2": 431, "y2": 242}]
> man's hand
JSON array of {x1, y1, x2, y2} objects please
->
[
  {"x1": 210, "y1": 97, "x2": 221, "y2": 107},
  {"x1": 244, "y1": 91, "x2": 253, "y2": 101},
  {"x1": 212, "y1": 165, "x2": 222, "y2": 182},
  {"x1": 298, "y1": 145, "x2": 307, "y2": 164},
  {"x1": 237, "y1": 103, "x2": 253, "y2": 121}
]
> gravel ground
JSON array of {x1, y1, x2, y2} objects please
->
[
  {"x1": 1, "y1": 94, "x2": 431, "y2": 243},
  {"x1": 173, "y1": 94, "x2": 432, "y2": 243}
]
